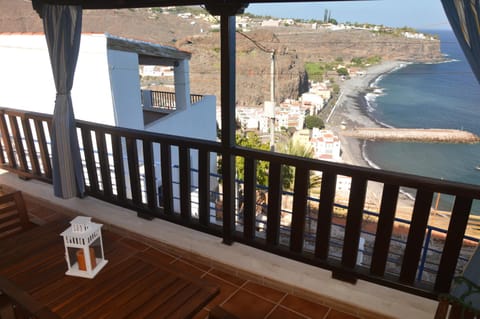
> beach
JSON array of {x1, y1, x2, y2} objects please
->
[
  {"x1": 326, "y1": 61, "x2": 413, "y2": 208},
  {"x1": 323, "y1": 61, "x2": 480, "y2": 237},
  {"x1": 327, "y1": 60, "x2": 406, "y2": 166}
]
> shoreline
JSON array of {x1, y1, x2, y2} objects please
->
[
  {"x1": 327, "y1": 61, "x2": 429, "y2": 222},
  {"x1": 327, "y1": 61, "x2": 480, "y2": 238}
]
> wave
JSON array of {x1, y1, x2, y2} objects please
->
[{"x1": 361, "y1": 140, "x2": 381, "y2": 169}]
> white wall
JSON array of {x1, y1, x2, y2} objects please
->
[
  {"x1": 0, "y1": 34, "x2": 116, "y2": 124},
  {"x1": 146, "y1": 95, "x2": 218, "y2": 213},
  {"x1": 0, "y1": 34, "x2": 54, "y2": 112},
  {"x1": 146, "y1": 95, "x2": 216, "y2": 141},
  {"x1": 107, "y1": 49, "x2": 144, "y2": 129}
]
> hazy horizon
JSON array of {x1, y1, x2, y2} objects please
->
[{"x1": 245, "y1": 1, "x2": 452, "y2": 31}]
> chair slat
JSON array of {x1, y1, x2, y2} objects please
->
[{"x1": 0, "y1": 191, "x2": 30, "y2": 240}]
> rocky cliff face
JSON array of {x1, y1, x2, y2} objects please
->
[
  {"x1": 176, "y1": 30, "x2": 310, "y2": 106},
  {"x1": 177, "y1": 27, "x2": 442, "y2": 106},
  {"x1": 1, "y1": 1, "x2": 443, "y2": 107}
]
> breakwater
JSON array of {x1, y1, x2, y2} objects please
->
[{"x1": 341, "y1": 128, "x2": 480, "y2": 143}]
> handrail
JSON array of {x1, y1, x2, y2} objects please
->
[
  {"x1": 0, "y1": 107, "x2": 478, "y2": 299},
  {"x1": 141, "y1": 90, "x2": 204, "y2": 110}
]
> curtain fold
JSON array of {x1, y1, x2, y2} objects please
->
[
  {"x1": 42, "y1": 4, "x2": 85, "y2": 198},
  {"x1": 442, "y1": 0, "x2": 480, "y2": 84}
]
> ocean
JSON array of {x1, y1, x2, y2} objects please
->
[{"x1": 362, "y1": 29, "x2": 480, "y2": 212}]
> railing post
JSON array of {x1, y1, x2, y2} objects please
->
[
  {"x1": 218, "y1": 13, "x2": 237, "y2": 245},
  {"x1": 206, "y1": 2, "x2": 247, "y2": 245},
  {"x1": 417, "y1": 227, "x2": 433, "y2": 282}
]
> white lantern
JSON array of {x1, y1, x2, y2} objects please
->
[{"x1": 61, "y1": 216, "x2": 108, "y2": 278}]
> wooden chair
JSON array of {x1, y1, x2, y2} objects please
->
[{"x1": 0, "y1": 191, "x2": 32, "y2": 240}]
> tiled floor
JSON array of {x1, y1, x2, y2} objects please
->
[{"x1": 5, "y1": 186, "x2": 376, "y2": 319}]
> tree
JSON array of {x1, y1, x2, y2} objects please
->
[
  {"x1": 305, "y1": 115, "x2": 325, "y2": 129},
  {"x1": 332, "y1": 83, "x2": 340, "y2": 95},
  {"x1": 235, "y1": 132, "x2": 270, "y2": 186},
  {"x1": 277, "y1": 141, "x2": 322, "y2": 190},
  {"x1": 336, "y1": 67, "x2": 349, "y2": 76}
]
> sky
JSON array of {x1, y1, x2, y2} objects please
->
[{"x1": 245, "y1": 0, "x2": 451, "y2": 30}]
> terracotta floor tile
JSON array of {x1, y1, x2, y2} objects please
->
[
  {"x1": 281, "y1": 295, "x2": 330, "y2": 319},
  {"x1": 209, "y1": 268, "x2": 247, "y2": 287},
  {"x1": 169, "y1": 259, "x2": 208, "y2": 278},
  {"x1": 221, "y1": 289, "x2": 276, "y2": 319},
  {"x1": 180, "y1": 256, "x2": 212, "y2": 272},
  {"x1": 266, "y1": 305, "x2": 309, "y2": 319},
  {"x1": 119, "y1": 237, "x2": 150, "y2": 251},
  {"x1": 201, "y1": 273, "x2": 239, "y2": 309},
  {"x1": 243, "y1": 281, "x2": 287, "y2": 303},
  {"x1": 136, "y1": 247, "x2": 177, "y2": 265},
  {"x1": 325, "y1": 309, "x2": 361, "y2": 319}
]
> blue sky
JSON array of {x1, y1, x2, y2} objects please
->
[{"x1": 245, "y1": 1, "x2": 451, "y2": 30}]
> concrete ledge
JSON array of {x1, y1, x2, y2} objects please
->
[{"x1": 0, "y1": 171, "x2": 438, "y2": 318}]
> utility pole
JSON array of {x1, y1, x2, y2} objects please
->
[
  {"x1": 236, "y1": 31, "x2": 277, "y2": 152},
  {"x1": 269, "y1": 50, "x2": 276, "y2": 152}
]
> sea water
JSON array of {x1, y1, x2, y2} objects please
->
[{"x1": 363, "y1": 29, "x2": 480, "y2": 212}]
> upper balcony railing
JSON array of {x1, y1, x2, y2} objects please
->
[
  {"x1": 0, "y1": 107, "x2": 478, "y2": 300},
  {"x1": 141, "y1": 90, "x2": 204, "y2": 111}
]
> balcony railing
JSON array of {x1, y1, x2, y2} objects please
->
[
  {"x1": 141, "y1": 90, "x2": 204, "y2": 110},
  {"x1": 0, "y1": 107, "x2": 479, "y2": 300}
]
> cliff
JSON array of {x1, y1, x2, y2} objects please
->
[{"x1": 1, "y1": 1, "x2": 443, "y2": 106}]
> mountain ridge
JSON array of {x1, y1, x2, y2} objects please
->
[{"x1": 1, "y1": 0, "x2": 443, "y2": 106}]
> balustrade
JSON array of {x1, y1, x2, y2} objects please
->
[{"x1": 0, "y1": 107, "x2": 478, "y2": 299}]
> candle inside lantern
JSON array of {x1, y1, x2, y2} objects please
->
[{"x1": 76, "y1": 248, "x2": 96, "y2": 271}]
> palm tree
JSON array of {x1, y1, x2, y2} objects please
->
[{"x1": 277, "y1": 140, "x2": 322, "y2": 191}]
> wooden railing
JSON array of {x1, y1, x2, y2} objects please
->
[
  {"x1": 142, "y1": 90, "x2": 204, "y2": 110},
  {"x1": 0, "y1": 107, "x2": 479, "y2": 299}
]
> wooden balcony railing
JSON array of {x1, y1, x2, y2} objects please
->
[
  {"x1": 142, "y1": 90, "x2": 204, "y2": 110},
  {"x1": 0, "y1": 107, "x2": 479, "y2": 300}
]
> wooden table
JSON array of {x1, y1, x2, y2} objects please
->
[{"x1": 0, "y1": 219, "x2": 219, "y2": 318}]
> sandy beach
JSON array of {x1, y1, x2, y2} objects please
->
[{"x1": 326, "y1": 60, "x2": 405, "y2": 167}]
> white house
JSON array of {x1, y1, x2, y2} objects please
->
[
  {"x1": 0, "y1": 32, "x2": 218, "y2": 216},
  {"x1": 301, "y1": 92, "x2": 325, "y2": 115},
  {"x1": 309, "y1": 128, "x2": 341, "y2": 161},
  {"x1": 261, "y1": 19, "x2": 281, "y2": 27}
]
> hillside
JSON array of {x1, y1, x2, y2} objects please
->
[{"x1": 1, "y1": 0, "x2": 443, "y2": 106}]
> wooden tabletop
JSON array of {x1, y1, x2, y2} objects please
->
[{"x1": 0, "y1": 219, "x2": 219, "y2": 318}]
